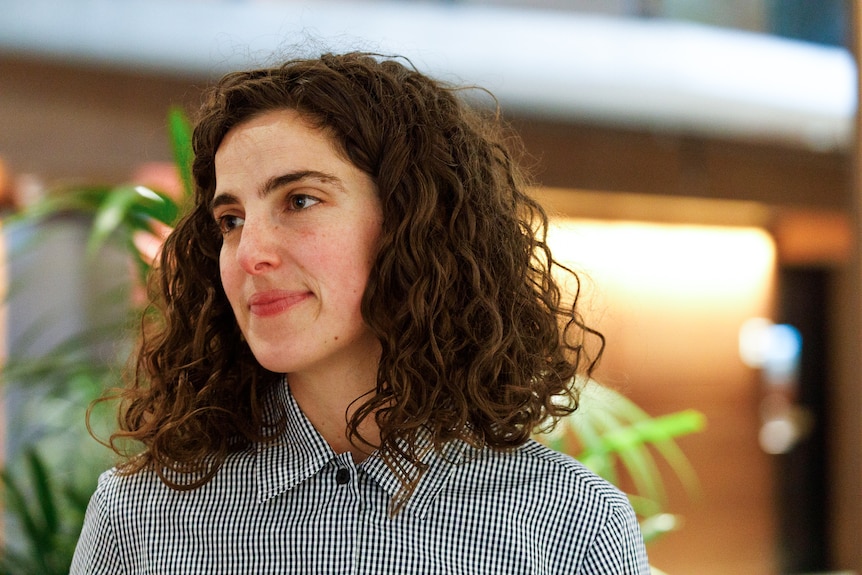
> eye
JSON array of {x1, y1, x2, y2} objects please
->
[
  {"x1": 216, "y1": 214, "x2": 244, "y2": 235},
  {"x1": 287, "y1": 194, "x2": 321, "y2": 211}
]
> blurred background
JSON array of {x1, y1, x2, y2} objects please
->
[{"x1": 0, "y1": 1, "x2": 860, "y2": 574}]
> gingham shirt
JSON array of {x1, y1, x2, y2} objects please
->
[{"x1": 71, "y1": 383, "x2": 649, "y2": 574}]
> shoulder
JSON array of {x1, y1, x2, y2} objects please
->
[
  {"x1": 436, "y1": 440, "x2": 648, "y2": 571},
  {"x1": 88, "y1": 465, "x2": 166, "y2": 516},
  {"x1": 524, "y1": 440, "x2": 627, "y2": 491},
  {"x1": 474, "y1": 439, "x2": 631, "y2": 507},
  {"x1": 92, "y1": 448, "x2": 256, "y2": 511},
  {"x1": 442, "y1": 438, "x2": 636, "y2": 530},
  {"x1": 511, "y1": 442, "x2": 650, "y2": 571},
  {"x1": 71, "y1": 466, "x2": 167, "y2": 575}
]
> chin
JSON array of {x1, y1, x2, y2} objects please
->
[
  {"x1": 244, "y1": 343, "x2": 291, "y2": 374},
  {"x1": 254, "y1": 356, "x2": 295, "y2": 375}
]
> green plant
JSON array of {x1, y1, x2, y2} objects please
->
[
  {"x1": 0, "y1": 450, "x2": 93, "y2": 575},
  {"x1": 14, "y1": 106, "x2": 192, "y2": 283},
  {"x1": 536, "y1": 381, "x2": 705, "y2": 543},
  {"x1": 0, "y1": 107, "x2": 192, "y2": 574}
]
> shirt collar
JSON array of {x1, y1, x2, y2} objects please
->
[
  {"x1": 361, "y1": 431, "x2": 476, "y2": 519},
  {"x1": 254, "y1": 381, "x2": 336, "y2": 504},
  {"x1": 254, "y1": 380, "x2": 479, "y2": 518}
]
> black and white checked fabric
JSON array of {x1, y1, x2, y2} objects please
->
[{"x1": 71, "y1": 383, "x2": 650, "y2": 574}]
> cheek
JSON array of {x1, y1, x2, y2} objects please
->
[
  {"x1": 218, "y1": 247, "x2": 228, "y2": 285},
  {"x1": 218, "y1": 249, "x2": 240, "y2": 302},
  {"x1": 317, "y1": 236, "x2": 377, "y2": 296}
]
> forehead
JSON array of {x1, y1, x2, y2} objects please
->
[
  {"x1": 214, "y1": 111, "x2": 333, "y2": 176},
  {"x1": 221, "y1": 109, "x2": 317, "y2": 148},
  {"x1": 216, "y1": 109, "x2": 354, "y2": 169},
  {"x1": 210, "y1": 108, "x2": 376, "y2": 205}
]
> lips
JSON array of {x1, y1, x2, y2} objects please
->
[{"x1": 247, "y1": 290, "x2": 311, "y2": 317}]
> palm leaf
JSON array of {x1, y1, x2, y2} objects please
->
[
  {"x1": 25, "y1": 450, "x2": 60, "y2": 538},
  {"x1": 639, "y1": 512, "x2": 682, "y2": 544},
  {"x1": 536, "y1": 379, "x2": 706, "y2": 529},
  {"x1": 1, "y1": 452, "x2": 55, "y2": 572},
  {"x1": 168, "y1": 105, "x2": 194, "y2": 201},
  {"x1": 0, "y1": 449, "x2": 92, "y2": 575},
  {"x1": 1, "y1": 467, "x2": 45, "y2": 562},
  {"x1": 87, "y1": 185, "x2": 179, "y2": 254}
]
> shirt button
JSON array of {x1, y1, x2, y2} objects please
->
[{"x1": 335, "y1": 468, "x2": 350, "y2": 485}]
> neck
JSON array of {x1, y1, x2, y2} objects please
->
[{"x1": 287, "y1": 355, "x2": 381, "y2": 463}]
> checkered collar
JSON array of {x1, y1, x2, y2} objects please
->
[{"x1": 254, "y1": 380, "x2": 476, "y2": 519}]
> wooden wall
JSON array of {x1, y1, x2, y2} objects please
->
[{"x1": 0, "y1": 53, "x2": 851, "y2": 209}]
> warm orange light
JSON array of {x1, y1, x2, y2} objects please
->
[
  {"x1": 548, "y1": 218, "x2": 776, "y2": 307},
  {"x1": 545, "y1": 219, "x2": 779, "y2": 574}
]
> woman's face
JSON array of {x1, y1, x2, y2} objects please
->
[{"x1": 212, "y1": 109, "x2": 383, "y2": 382}]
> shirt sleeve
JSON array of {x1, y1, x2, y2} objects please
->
[
  {"x1": 581, "y1": 501, "x2": 651, "y2": 575},
  {"x1": 70, "y1": 478, "x2": 126, "y2": 575}
]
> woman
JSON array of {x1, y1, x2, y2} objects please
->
[{"x1": 72, "y1": 52, "x2": 649, "y2": 574}]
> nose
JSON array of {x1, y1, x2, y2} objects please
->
[{"x1": 235, "y1": 218, "x2": 282, "y2": 274}]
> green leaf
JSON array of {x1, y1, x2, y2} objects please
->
[
  {"x1": 566, "y1": 409, "x2": 618, "y2": 482},
  {"x1": 536, "y1": 380, "x2": 706, "y2": 523},
  {"x1": 0, "y1": 448, "x2": 92, "y2": 575},
  {"x1": 639, "y1": 513, "x2": 681, "y2": 544},
  {"x1": 592, "y1": 410, "x2": 705, "y2": 500},
  {"x1": 26, "y1": 450, "x2": 60, "y2": 537},
  {"x1": 588, "y1": 407, "x2": 666, "y2": 503},
  {"x1": 0, "y1": 105, "x2": 196, "y2": 575},
  {"x1": 1, "y1": 467, "x2": 42, "y2": 549},
  {"x1": 627, "y1": 494, "x2": 663, "y2": 518},
  {"x1": 1, "y1": 461, "x2": 51, "y2": 571},
  {"x1": 168, "y1": 105, "x2": 195, "y2": 202},
  {"x1": 628, "y1": 410, "x2": 705, "y2": 498},
  {"x1": 86, "y1": 185, "x2": 178, "y2": 256},
  {"x1": 11, "y1": 186, "x2": 111, "y2": 227},
  {"x1": 87, "y1": 186, "x2": 143, "y2": 255},
  {"x1": 0, "y1": 550, "x2": 42, "y2": 575}
]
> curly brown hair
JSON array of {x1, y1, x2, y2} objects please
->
[{"x1": 106, "y1": 52, "x2": 604, "y2": 499}]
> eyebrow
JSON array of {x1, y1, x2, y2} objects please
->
[{"x1": 209, "y1": 170, "x2": 345, "y2": 212}]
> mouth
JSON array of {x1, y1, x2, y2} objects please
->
[{"x1": 247, "y1": 290, "x2": 311, "y2": 317}]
